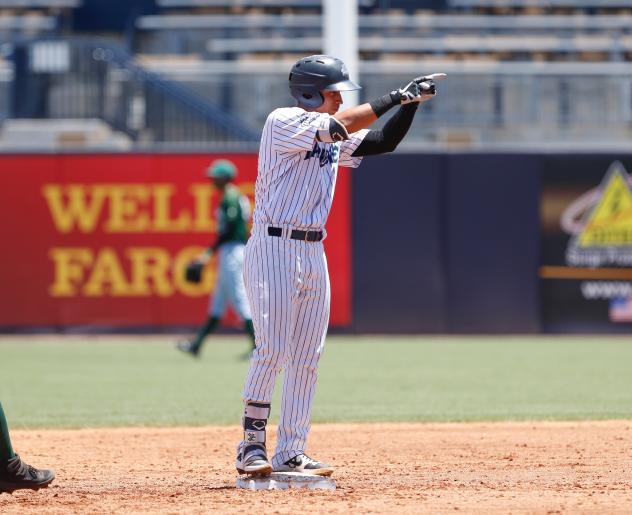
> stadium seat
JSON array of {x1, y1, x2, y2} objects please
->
[
  {"x1": 157, "y1": 0, "x2": 320, "y2": 7},
  {"x1": 135, "y1": 10, "x2": 632, "y2": 63},
  {"x1": 449, "y1": 0, "x2": 632, "y2": 7},
  {"x1": 0, "y1": 118, "x2": 131, "y2": 150},
  {"x1": 0, "y1": 0, "x2": 80, "y2": 7}
]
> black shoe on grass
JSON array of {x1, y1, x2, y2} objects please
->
[
  {"x1": 239, "y1": 348, "x2": 253, "y2": 361},
  {"x1": 176, "y1": 340, "x2": 200, "y2": 357}
]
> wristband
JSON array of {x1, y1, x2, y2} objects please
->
[{"x1": 369, "y1": 92, "x2": 400, "y2": 118}]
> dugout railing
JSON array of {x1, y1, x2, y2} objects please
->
[
  {"x1": 127, "y1": 58, "x2": 632, "y2": 149},
  {"x1": 2, "y1": 55, "x2": 632, "y2": 148},
  {"x1": 3, "y1": 38, "x2": 260, "y2": 149}
]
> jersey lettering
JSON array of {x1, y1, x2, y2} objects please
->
[{"x1": 303, "y1": 141, "x2": 340, "y2": 167}]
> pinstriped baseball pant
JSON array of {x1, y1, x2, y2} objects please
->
[{"x1": 242, "y1": 230, "x2": 330, "y2": 467}]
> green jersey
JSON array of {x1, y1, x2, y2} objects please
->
[{"x1": 215, "y1": 184, "x2": 250, "y2": 247}]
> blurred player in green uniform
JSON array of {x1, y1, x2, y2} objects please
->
[
  {"x1": 0, "y1": 401, "x2": 55, "y2": 493},
  {"x1": 177, "y1": 160, "x2": 255, "y2": 358}
]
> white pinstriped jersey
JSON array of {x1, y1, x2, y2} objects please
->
[{"x1": 253, "y1": 107, "x2": 369, "y2": 231}]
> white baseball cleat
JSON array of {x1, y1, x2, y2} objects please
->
[{"x1": 274, "y1": 454, "x2": 334, "y2": 477}]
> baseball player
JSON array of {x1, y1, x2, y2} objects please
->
[
  {"x1": 0, "y1": 401, "x2": 55, "y2": 493},
  {"x1": 235, "y1": 55, "x2": 443, "y2": 477},
  {"x1": 177, "y1": 159, "x2": 255, "y2": 358}
]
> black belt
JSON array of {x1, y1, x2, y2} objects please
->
[{"x1": 267, "y1": 226, "x2": 323, "y2": 242}]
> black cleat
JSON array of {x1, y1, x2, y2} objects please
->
[
  {"x1": 239, "y1": 349, "x2": 253, "y2": 361},
  {"x1": 0, "y1": 454, "x2": 55, "y2": 493},
  {"x1": 176, "y1": 340, "x2": 200, "y2": 357}
]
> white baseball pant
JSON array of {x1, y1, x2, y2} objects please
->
[{"x1": 241, "y1": 225, "x2": 330, "y2": 467}]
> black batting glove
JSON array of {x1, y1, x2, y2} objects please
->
[
  {"x1": 391, "y1": 78, "x2": 435, "y2": 105},
  {"x1": 393, "y1": 73, "x2": 447, "y2": 104},
  {"x1": 370, "y1": 73, "x2": 446, "y2": 117}
]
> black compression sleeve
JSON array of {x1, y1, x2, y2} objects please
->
[{"x1": 351, "y1": 103, "x2": 419, "y2": 157}]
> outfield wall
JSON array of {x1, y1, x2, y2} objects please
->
[
  {"x1": 1, "y1": 152, "x2": 632, "y2": 334},
  {"x1": 352, "y1": 153, "x2": 540, "y2": 334}
]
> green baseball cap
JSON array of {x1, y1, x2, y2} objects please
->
[{"x1": 206, "y1": 159, "x2": 237, "y2": 179}]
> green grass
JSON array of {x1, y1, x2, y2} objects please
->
[{"x1": 1, "y1": 335, "x2": 631, "y2": 429}]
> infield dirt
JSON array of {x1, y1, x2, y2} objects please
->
[{"x1": 1, "y1": 421, "x2": 631, "y2": 514}]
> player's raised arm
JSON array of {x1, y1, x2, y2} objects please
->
[
  {"x1": 335, "y1": 74, "x2": 444, "y2": 134},
  {"x1": 286, "y1": 55, "x2": 445, "y2": 148},
  {"x1": 345, "y1": 75, "x2": 446, "y2": 156}
]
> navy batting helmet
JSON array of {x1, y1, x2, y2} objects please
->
[{"x1": 288, "y1": 55, "x2": 361, "y2": 109}]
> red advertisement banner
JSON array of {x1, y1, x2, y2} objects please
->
[{"x1": 0, "y1": 154, "x2": 351, "y2": 328}]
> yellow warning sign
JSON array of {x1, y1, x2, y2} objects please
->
[{"x1": 577, "y1": 163, "x2": 632, "y2": 247}]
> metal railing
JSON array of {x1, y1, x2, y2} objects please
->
[
  {"x1": 135, "y1": 11, "x2": 632, "y2": 60},
  {"x1": 158, "y1": 0, "x2": 321, "y2": 6},
  {"x1": 449, "y1": 0, "x2": 632, "y2": 7},
  {"x1": 135, "y1": 58, "x2": 632, "y2": 149},
  {"x1": 4, "y1": 38, "x2": 260, "y2": 148},
  {"x1": 0, "y1": 0, "x2": 80, "y2": 6},
  {"x1": 3, "y1": 48, "x2": 632, "y2": 149},
  {"x1": 137, "y1": 12, "x2": 632, "y2": 32}
]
